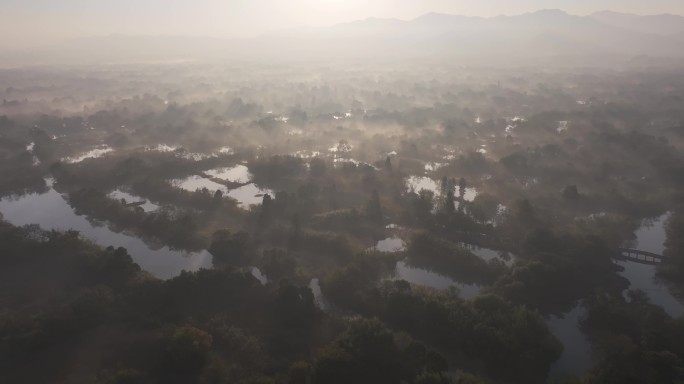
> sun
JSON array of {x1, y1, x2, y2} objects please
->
[{"x1": 310, "y1": 0, "x2": 352, "y2": 11}]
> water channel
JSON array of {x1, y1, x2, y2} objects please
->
[
  {"x1": 2, "y1": 180, "x2": 682, "y2": 380},
  {"x1": 0, "y1": 179, "x2": 212, "y2": 279}
]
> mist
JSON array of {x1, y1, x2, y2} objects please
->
[{"x1": 3, "y1": 2, "x2": 684, "y2": 384}]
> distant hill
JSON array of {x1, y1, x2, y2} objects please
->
[
  {"x1": 252, "y1": 9, "x2": 682, "y2": 60},
  {"x1": 591, "y1": 10, "x2": 684, "y2": 35},
  {"x1": 7, "y1": 9, "x2": 684, "y2": 66}
]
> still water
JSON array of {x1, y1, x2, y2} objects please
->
[
  {"x1": 618, "y1": 213, "x2": 683, "y2": 317},
  {"x1": 108, "y1": 190, "x2": 160, "y2": 212},
  {"x1": 206, "y1": 165, "x2": 252, "y2": 183},
  {"x1": 389, "y1": 261, "x2": 482, "y2": 299},
  {"x1": 548, "y1": 304, "x2": 591, "y2": 379},
  {"x1": 172, "y1": 175, "x2": 228, "y2": 194},
  {"x1": 381, "y1": 243, "x2": 507, "y2": 298},
  {"x1": 375, "y1": 237, "x2": 406, "y2": 253},
  {"x1": 0, "y1": 179, "x2": 212, "y2": 279},
  {"x1": 549, "y1": 213, "x2": 684, "y2": 380},
  {"x1": 172, "y1": 167, "x2": 273, "y2": 209}
]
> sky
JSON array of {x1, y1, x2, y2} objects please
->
[{"x1": 2, "y1": 0, "x2": 684, "y2": 48}]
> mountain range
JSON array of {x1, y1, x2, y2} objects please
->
[{"x1": 6, "y1": 9, "x2": 684, "y2": 65}]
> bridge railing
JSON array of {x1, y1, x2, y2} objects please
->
[{"x1": 614, "y1": 248, "x2": 668, "y2": 265}]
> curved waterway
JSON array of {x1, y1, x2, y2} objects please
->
[
  {"x1": 0, "y1": 179, "x2": 212, "y2": 279},
  {"x1": 618, "y1": 213, "x2": 683, "y2": 317},
  {"x1": 549, "y1": 213, "x2": 684, "y2": 380},
  {"x1": 389, "y1": 261, "x2": 482, "y2": 298}
]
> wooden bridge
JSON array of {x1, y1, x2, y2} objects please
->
[{"x1": 614, "y1": 248, "x2": 670, "y2": 266}]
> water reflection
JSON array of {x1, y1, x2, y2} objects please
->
[
  {"x1": 227, "y1": 183, "x2": 274, "y2": 208},
  {"x1": 309, "y1": 278, "x2": 332, "y2": 312},
  {"x1": 251, "y1": 267, "x2": 268, "y2": 285},
  {"x1": 547, "y1": 213, "x2": 683, "y2": 379},
  {"x1": 108, "y1": 190, "x2": 160, "y2": 212},
  {"x1": 617, "y1": 261, "x2": 683, "y2": 317},
  {"x1": 62, "y1": 145, "x2": 113, "y2": 164},
  {"x1": 172, "y1": 171, "x2": 273, "y2": 209},
  {"x1": 547, "y1": 304, "x2": 591, "y2": 379},
  {"x1": 467, "y1": 245, "x2": 514, "y2": 266},
  {"x1": 390, "y1": 261, "x2": 481, "y2": 299},
  {"x1": 172, "y1": 175, "x2": 227, "y2": 194},
  {"x1": 375, "y1": 237, "x2": 406, "y2": 253},
  {"x1": 206, "y1": 165, "x2": 252, "y2": 183},
  {"x1": 619, "y1": 213, "x2": 684, "y2": 317},
  {"x1": 0, "y1": 181, "x2": 211, "y2": 279}
]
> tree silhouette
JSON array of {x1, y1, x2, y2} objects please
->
[{"x1": 366, "y1": 190, "x2": 383, "y2": 223}]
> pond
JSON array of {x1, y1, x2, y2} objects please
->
[
  {"x1": 389, "y1": 261, "x2": 481, "y2": 299},
  {"x1": 251, "y1": 267, "x2": 268, "y2": 285},
  {"x1": 172, "y1": 175, "x2": 228, "y2": 194},
  {"x1": 0, "y1": 179, "x2": 212, "y2": 279},
  {"x1": 375, "y1": 237, "x2": 406, "y2": 253},
  {"x1": 108, "y1": 190, "x2": 160, "y2": 212},
  {"x1": 466, "y1": 245, "x2": 515, "y2": 266},
  {"x1": 172, "y1": 170, "x2": 274, "y2": 209},
  {"x1": 227, "y1": 183, "x2": 274, "y2": 208},
  {"x1": 206, "y1": 165, "x2": 252, "y2": 183}
]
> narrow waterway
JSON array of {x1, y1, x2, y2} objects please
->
[
  {"x1": 549, "y1": 212, "x2": 683, "y2": 380},
  {"x1": 0, "y1": 179, "x2": 212, "y2": 279}
]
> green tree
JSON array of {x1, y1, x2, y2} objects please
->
[
  {"x1": 366, "y1": 190, "x2": 383, "y2": 223},
  {"x1": 288, "y1": 214, "x2": 302, "y2": 251},
  {"x1": 310, "y1": 158, "x2": 327, "y2": 177},
  {"x1": 312, "y1": 318, "x2": 401, "y2": 384},
  {"x1": 209, "y1": 230, "x2": 251, "y2": 265},
  {"x1": 443, "y1": 189, "x2": 456, "y2": 215},
  {"x1": 562, "y1": 185, "x2": 579, "y2": 200},
  {"x1": 458, "y1": 177, "x2": 467, "y2": 200},
  {"x1": 164, "y1": 325, "x2": 213, "y2": 373}
]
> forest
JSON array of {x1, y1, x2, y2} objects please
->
[{"x1": 1, "y1": 60, "x2": 684, "y2": 384}]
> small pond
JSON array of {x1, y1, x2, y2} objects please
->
[
  {"x1": 251, "y1": 267, "x2": 268, "y2": 285},
  {"x1": 205, "y1": 165, "x2": 252, "y2": 183},
  {"x1": 389, "y1": 261, "x2": 481, "y2": 299},
  {"x1": 172, "y1": 168, "x2": 274, "y2": 209},
  {"x1": 375, "y1": 237, "x2": 407, "y2": 253},
  {"x1": 108, "y1": 190, "x2": 160, "y2": 212},
  {"x1": 172, "y1": 175, "x2": 228, "y2": 194}
]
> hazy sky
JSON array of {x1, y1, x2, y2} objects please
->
[{"x1": 2, "y1": 0, "x2": 684, "y2": 47}]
